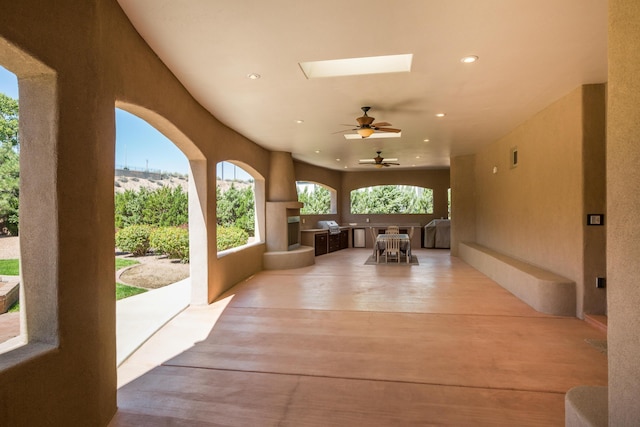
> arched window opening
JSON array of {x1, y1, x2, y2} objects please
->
[
  {"x1": 0, "y1": 65, "x2": 20, "y2": 349},
  {"x1": 296, "y1": 181, "x2": 337, "y2": 214},
  {"x1": 350, "y1": 185, "x2": 434, "y2": 214},
  {"x1": 216, "y1": 161, "x2": 258, "y2": 252},
  {"x1": 0, "y1": 45, "x2": 58, "y2": 358}
]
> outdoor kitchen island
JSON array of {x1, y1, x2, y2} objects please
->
[{"x1": 301, "y1": 226, "x2": 350, "y2": 256}]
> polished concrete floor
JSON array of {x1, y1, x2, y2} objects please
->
[{"x1": 110, "y1": 248, "x2": 607, "y2": 426}]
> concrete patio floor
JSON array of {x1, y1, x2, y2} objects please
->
[{"x1": 111, "y1": 248, "x2": 607, "y2": 426}]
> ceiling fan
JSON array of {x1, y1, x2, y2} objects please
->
[
  {"x1": 359, "y1": 151, "x2": 400, "y2": 168},
  {"x1": 340, "y1": 106, "x2": 401, "y2": 138}
]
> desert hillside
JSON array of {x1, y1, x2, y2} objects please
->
[
  {"x1": 114, "y1": 173, "x2": 189, "y2": 193},
  {"x1": 114, "y1": 171, "x2": 253, "y2": 193}
]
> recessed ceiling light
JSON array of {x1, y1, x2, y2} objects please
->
[
  {"x1": 247, "y1": 73, "x2": 261, "y2": 80},
  {"x1": 461, "y1": 55, "x2": 479, "y2": 64},
  {"x1": 299, "y1": 54, "x2": 413, "y2": 79},
  {"x1": 314, "y1": 150, "x2": 321, "y2": 154},
  {"x1": 435, "y1": 113, "x2": 446, "y2": 118},
  {"x1": 344, "y1": 166, "x2": 348, "y2": 169},
  {"x1": 295, "y1": 120, "x2": 304, "y2": 124},
  {"x1": 415, "y1": 156, "x2": 421, "y2": 159},
  {"x1": 336, "y1": 158, "x2": 341, "y2": 162},
  {"x1": 344, "y1": 132, "x2": 402, "y2": 140},
  {"x1": 423, "y1": 139, "x2": 430, "y2": 142}
]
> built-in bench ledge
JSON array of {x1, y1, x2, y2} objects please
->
[
  {"x1": 565, "y1": 386, "x2": 608, "y2": 427},
  {"x1": 263, "y1": 245, "x2": 315, "y2": 270},
  {"x1": 459, "y1": 242, "x2": 576, "y2": 316}
]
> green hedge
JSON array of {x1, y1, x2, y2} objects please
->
[
  {"x1": 150, "y1": 226, "x2": 189, "y2": 262},
  {"x1": 115, "y1": 224, "x2": 153, "y2": 256},
  {"x1": 217, "y1": 226, "x2": 249, "y2": 251}
]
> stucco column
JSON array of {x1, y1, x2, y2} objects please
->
[
  {"x1": 607, "y1": 0, "x2": 640, "y2": 424},
  {"x1": 188, "y1": 158, "x2": 210, "y2": 305},
  {"x1": 268, "y1": 151, "x2": 297, "y2": 202},
  {"x1": 450, "y1": 155, "x2": 477, "y2": 256}
]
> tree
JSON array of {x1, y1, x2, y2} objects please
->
[
  {"x1": 298, "y1": 185, "x2": 331, "y2": 214},
  {"x1": 142, "y1": 186, "x2": 188, "y2": 227},
  {"x1": 350, "y1": 185, "x2": 434, "y2": 214},
  {"x1": 216, "y1": 184, "x2": 255, "y2": 236},
  {"x1": 114, "y1": 186, "x2": 188, "y2": 229},
  {"x1": 0, "y1": 93, "x2": 19, "y2": 235}
]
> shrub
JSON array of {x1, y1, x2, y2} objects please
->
[
  {"x1": 150, "y1": 226, "x2": 189, "y2": 262},
  {"x1": 115, "y1": 224, "x2": 153, "y2": 256},
  {"x1": 217, "y1": 226, "x2": 249, "y2": 251},
  {"x1": 114, "y1": 186, "x2": 188, "y2": 229}
]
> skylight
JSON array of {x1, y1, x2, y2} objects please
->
[
  {"x1": 299, "y1": 54, "x2": 413, "y2": 79},
  {"x1": 344, "y1": 132, "x2": 402, "y2": 140}
]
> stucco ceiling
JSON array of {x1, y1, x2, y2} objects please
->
[{"x1": 117, "y1": 0, "x2": 607, "y2": 171}]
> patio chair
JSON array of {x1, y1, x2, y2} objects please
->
[
  {"x1": 385, "y1": 236, "x2": 401, "y2": 263},
  {"x1": 386, "y1": 226, "x2": 400, "y2": 234}
]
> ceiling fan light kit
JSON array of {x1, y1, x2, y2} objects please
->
[{"x1": 357, "y1": 128, "x2": 375, "y2": 138}]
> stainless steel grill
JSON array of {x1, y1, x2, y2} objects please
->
[{"x1": 317, "y1": 220, "x2": 340, "y2": 235}]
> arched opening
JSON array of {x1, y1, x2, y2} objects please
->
[
  {"x1": 216, "y1": 160, "x2": 265, "y2": 255},
  {"x1": 296, "y1": 181, "x2": 337, "y2": 215},
  {"x1": 0, "y1": 39, "x2": 58, "y2": 360},
  {"x1": 113, "y1": 103, "x2": 208, "y2": 367},
  {"x1": 350, "y1": 185, "x2": 434, "y2": 214},
  {"x1": 0, "y1": 65, "x2": 20, "y2": 348}
]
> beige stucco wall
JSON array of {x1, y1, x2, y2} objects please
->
[
  {"x1": 608, "y1": 0, "x2": 640, "y2": 423},
  {"x1": 464, "y1": 85, "x2": 606, "y2": 318}
]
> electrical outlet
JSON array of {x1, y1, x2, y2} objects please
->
[{"x1": 596, "y1": 277, "x2": 606, "y2": 288}]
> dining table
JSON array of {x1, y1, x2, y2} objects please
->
[{"x1": 374, "y1": 233, "x2": 412, "y2": 263}]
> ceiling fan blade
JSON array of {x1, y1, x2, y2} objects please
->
[
  {"x1": 376, "y1": 127, "x2": 401, "y2": 133},
  {"x1": 384, "y1": 162, "x2": 400, "y2": 165},
  {"x1": 358, "y1": 159, "x2": 376, "y2": 164},
  {"x1": 372, "y1": 122, "x2": 392, "y2": 127},
  {"x1": 332, "y1": 128, "x2": 357, "y2": 134}
]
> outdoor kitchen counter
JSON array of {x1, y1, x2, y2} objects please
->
[
  {"x1": 348, "y1": 223, "x2": 422, "y2": 249},
  {"x1": 301, "y1": 228, "x2": 350, "y2": 256},
  {"x1": 302, "y1": 224, "x2": 423, "y2": 250}
]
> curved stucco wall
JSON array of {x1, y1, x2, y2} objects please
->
[{"x1": 0, "y1": 1, "x2": 270, "y2": 424}]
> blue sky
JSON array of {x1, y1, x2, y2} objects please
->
[
  {"x1": 0, "y1": 66, "x2": 18, "y2": 98},
  {"x1": 1, "y1": 65, "x2": 250, "y2": 179},
  {"x1": 114, "y1": 109, "x2": 188, "y2": 174}
]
